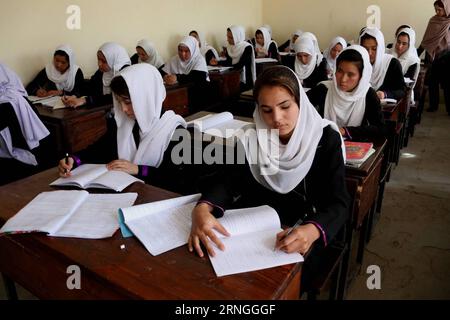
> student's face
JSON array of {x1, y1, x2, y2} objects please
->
[
  {"x1": 292, "y1": 35, "x2": 299, "y2": 44},
  {"x1": 178, "y1": 45, "x2": 191, "y2": 62},
  {"x1": 395, "y1": 34, "x2": 410, "y2": 57},
  {"x1": 330, "y1": 43, "x2": 344, "y2": 60},
  {"x1": 136, "y1": 47, "x2": 149, "y2": 61},
  {"x1": 53, "y1": 54, "x2": 69, "y2": 74},
  {"x1": 435, "y1": 5, "x2": 446, "y2": 17},
  {"x1": 258, "y1": 86, "x2": 299, "y2": 144},
  {"x1": 116, "y1": 94, "x2": 135, "y2": 119},
  {"x1": 227, "y1": 30, "x2": 235, "y2": 45},
  {"x1": 189, "y1": 32, "x2": 201, "y2": 47},
  {"x1": 296, "y1": 52, "x2": 311, "y2": 65},
  {"x1": 97, "y1": 51, "x2": 111, "y2": 72},
  {"x1": 256, "y1": 33, "x2": 265, "y2": 46},
  {"x1": 335, "y1": 61, "x2": 362, "y2": 92},
  {"x1": 361, "y1": 38, "x2": 378, "y2": 65}
]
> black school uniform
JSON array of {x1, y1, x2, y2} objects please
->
[
  {"x1": 130, "y1": 53, "x2": 166, "y2": 76},
  {"x1": 376, "y1": 58, "x2": 406, "y2": 101},
  {"x1": 26, "y1": 68, "x2": 84, "y2": 97},
  {"x1": 301, "y1": 58, "x2": 329, "y2": 89},
  {"x1": 219, "y1": 46, "x2": 254, "y2": 91}
]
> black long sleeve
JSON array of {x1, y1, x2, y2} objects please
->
[
  {"x1": 84, "y1": 69, "x2": 113, "y2": 107},
  {"x1": 26, "y1": 68, "x2": 84, "y2": 97},
  {"x1": 404, "y1": 63, "x2": 418, "y2": 80},
  {"x1": 378, "y1": 58, "x2": 406, "y2": 100},
  {"x1": 268, "y1": 42, "x2": 280, "y2": 61},
  {"x1": 130, "y1": 53, "x2": 139, "y2": 65},
  {"x1": 302, "y1": 59, "x2": 329, "y2": 89},
  {"x1": 278, "y1": 40, "x2": 291, "y2": 52}
]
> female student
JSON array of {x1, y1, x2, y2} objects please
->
[
  {"x1": 188, "y1": 66, "x2": 350, "y2": 292},
  {"x1": 131, "y1": 39, "x2": 165, "y2": 74},
  {"x1": 211, "y1": 25, "x2": 256, "y2": 91},
  {"x1": 254, "y1": 27, "x2": 280, "y2": 60},
  {"x1": 0, "y1": 63, "x2": 50, "y2": 185},
  {"x1": 161, "y1": 36, "x2": 209, "y2": 85},
  {"x1": 279, "y1": 30, "x2": 304, "y2": 53},
  {"x1": 58, "y1": 64, "x2": 190, "y2": 192},
  {"x1": 189, "y1": 30, "x2": 220, "y2": 66},
  {"x1": 294, "y1": 33, "x2": 328, "y2": 89},
  {"x1": 323, "y1": 36, "x2": 347, "y2": 75},
  {"x1": 388, "y1": 27, "x2": 420, "y2": 81},
  {"x1": 359, "y1": 27, "x2": 406, "y2": 101},
  {"x1": 307, "y1": 45, "x2": 387, "y2": 141},
  {"x1": 26, "y1": 45, "x2": 84, "y2": 98},
  {"x1": 418, "y1": 0, "x2": 450, "y2": 113},
  {"x1": 63, "y1": 42, "x2": 131, "y2": 108}
]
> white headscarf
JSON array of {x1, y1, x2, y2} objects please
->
[
  {"x1": 227, "y1": 25, "x2": 256, "y2": 84},
  {"x1": 255, "y1": 27, "x2": 278, "y2": 56},
  {"x1": 237, "y1": 67, "x2": 345, "y2": 194},
  {"x1": 192, "y1": 31, "x2": 220, "y2": 60},
  {"x1": 289, "y1": 30, "x2": 304, "y2": 51},
  {"x1": 45, "y1": 45, "x2": 80, "y2": 92},
  {"x1": 136, "y1": 39, "x2": 165, "y2": 69},
  {"x1": 323, "y1": 37, "x2": 347, "y2": 73},
  {"x1": 0, "y1": 63, "x2": 49, "y2": 165},
  {"x1": 294, "y1": 35, "x2": 321, "y2": 80},
  {"x1": 322, "y1": 45, "x2": 373, "y2": 128},
  {"x1": 262, "y1": 24, "x2": 273, "y2": 38},
  {"x1": 114, "y1": 64, "x2": 186, "y2": 167},
  {"x1": 163, "y1": 36, "x2": 209, "y2": 81},
  {"x1": 99, "y1": 42, "x2": 131, "y2": 94},
  {"x1": 388, "y1": 28, "x2": 421, "y2": 76},
  {"x1": 359, "y1": 27, "x2": 394, "y2": 91}
]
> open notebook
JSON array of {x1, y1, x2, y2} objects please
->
[
  {"x1": 120, "y1": 194, "x2": 303, "y2": 277},
  {"x1": 50, "y1": 164, "x2": 143, "y2": 192},
  {"x1": 29, "y1": 95, "x2": 66, "y2": 109},
  {"x1": 186, "y1": 112, "x2": 252, "y2": 139},
  {"x1": 0, "y1": 190, "x2": 137, "y2": 239}
]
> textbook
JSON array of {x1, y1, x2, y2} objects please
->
[
  {"x1": 120, "y1": 194, "x2": 304, "y2": 277},
  {"x1": 186, "y1": 111, "x2": 252, "y2": 139},
  {"x1": 29, "y1": 95, "x2": 66, "y2": 109},
  {"x1": 345, "y1": 141, "x2": 375, "y2": 167},
  {"x1": 50, "y1": 164, "x2": 144, "y2": 192},
  {"x1": 0, "y1": 190, "x2": 138, "y2": 239},
  {"x1": 380, "y1": 98, "x2": 397, "y2": 105},
  {"x1": 255, "y1": 58, "x2": 279, "y2": 63},
  {"x1": 207, "y1": 66, "x2": 233, "y2": 73}
]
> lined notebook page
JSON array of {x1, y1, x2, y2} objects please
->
[
  {"x1": 88, "y1": 170, "x2": 143, "y2": 192},
  {"x1": 0, "y1": 190, "x2": 89, "y2": 234},
  {"x1": 51, "y1": 193, "x2": 138, "y2": 239},
  {"x1": 50, "y1": 164, "x2": 108, "y2": 189}
]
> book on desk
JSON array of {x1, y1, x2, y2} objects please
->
[
  {"x1": 345, "y1": 141, "x2": 376, "y2": 168},
  {"x1": 186, "y1": 111, "x2": 252, "y2": 139},
  {"x1": 29, "y1": 95, "x2": 67, "y2": 110}
]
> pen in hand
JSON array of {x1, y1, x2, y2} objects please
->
[
  {"x1": 274, "y1": 218, "x2": 304, "y2": 251},
  {"x1": 64, "y1": 153, "x2": 69, "y2": 174}
]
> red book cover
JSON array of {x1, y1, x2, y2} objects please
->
[{"x1": 345, "y1": 141, "x2": 373, "y2": 160}]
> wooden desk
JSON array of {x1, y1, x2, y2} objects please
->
[
  {"x1": 209, "y1": 69, "x2": 241, "y2": 101},
  {"x1": 36, "y1": 104, "x2": 112, "y2": 161},
  {"x1": 0, "y1": 169, "x2": 302, "y2": 300},
  {"x1": 163, "y1": 83, "x2": 189, "y2": 116}
]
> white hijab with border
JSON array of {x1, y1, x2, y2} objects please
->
[
  {"x1": 237, "y1": 67, "x2": 345, "y2": 194},
  {"x1": 0, "y1": 63, "x2": 49, "y2": 165},
  {"x1": 359, "y1": 27, "x2": 393, "y2": 91},
  {"x1": 99, "y1": 42, "x2": 131, "y2": 94},
  {"x1": 114, "y1": 64, "x2": 186, "y2": 167},
  {"x1": 323, "y1": 45, "x2": 373, "y2": 128},
  {"x1": 294, "y1": 36, "x2": 321, "y2": 80},
  {"x1": 136, "y1": 39, "x2": 165, "y2": 69},
  {"x1": 388, "y1": 28, "x2": 420, "y2": 77},
  {"x1": 323, "y1": 37, "x2": 347, "y2": 73},
  {"x1": 227, "y1": 25, "x2": 256, "y2": 84},
  {"x1": 45, "y1": 44, "x2": 80, "y2": 92},
  {"x1": 255, "y1": 27, "x2": 278, "y2": 56},
  {"x1": 163, "y1": 36, "x2": 209, "y2": 81}
]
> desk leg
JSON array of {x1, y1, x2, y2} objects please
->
[{"x1": 2, "y1": 273, "x2": 18, "y2": 300}]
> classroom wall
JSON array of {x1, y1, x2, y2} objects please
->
[
  {"x1": 0, "y1": 0, "x2": 263, "y2": 84},
  {"x1": 262, "y1": 0, "x2": 434, "y2": 51}
]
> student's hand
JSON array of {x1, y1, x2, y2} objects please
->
[
  {"x1": 376, "y1": 91, "x2": 386, "y2": 100},
  {"x1": 107, "y1": 160, "x2": 139, "y2": 175},
  {"x1": 58, "y1": 156, "x2": 74, "y2": 177},
  {"x1": 36, "y1": 88, "x2": 48, "y2": 97},
  {"x1": 275, "y1": 223, "x2": 320, "y2": 255},
  {"x1": 210, "y1": 58, "x2": 218, "y2": 66},
  {"x1": 63, "y1": 96, "x2": 86, "y2": 108},
  {"x1": 163, "y1": 74, "x2": 178, "y2": 85},
  {"x1": 339, "y1": 127, "x2": 346, "y2": 136},
  {"x1": 188, "y1": 203, "x2": 230, "y2": 258}
]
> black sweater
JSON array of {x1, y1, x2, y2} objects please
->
[
  {"x1": 404, "y1": 63, "x2": 418, "y2": 80},
  {"x1": 130, "y1": 53, "x2": 166, "y2": 76},
  {"x1": 26, "y1": 68, "x2": 84, "y2": 97},
  {"x1": 301, "y1": 58, "x2": 329, "y2": 89},
  {"x1": 219, "y1": 46, "x2": 254, "y2": 89},
  {"x1": 307, "y1": 84, "x2": 387, "y2": 141},
  {"x1": 376, "y1": 58, "x2": 406, "y2": 101},
  {"x1": 255, "y1": 42, "x2": 280, "y2": 60},
  {"x1": 198, "y1": 125, "x2": 350, "y2": 246}
]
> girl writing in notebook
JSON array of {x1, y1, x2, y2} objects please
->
[
  {"x1": 210, "y1": 25, "x2": 256, "y2": 91},
  {"x1": 254, "y1": 27, "x2": 280, "y2": 60},
  {"x1": 307, "y1": 45, "x2": 387, "y2": 141},
  {"x1": 58, "y1": 64, "x2": 190, "y2": 193},
  {"x1": 26, "y1": 45, "x2": 84, "y2": 98},
  {"x1": 359, "y1": 27, "x2": 406, "y2": 101},
  {"x1": 189, "y1": 30, "x2": 220, "y2": 66},
  {"x1": 293, "y1": 33, "x2": 328, "y2": 89},
  {"x1": 131, "y1": 39, "x2": 165, "y2": 75},
  {"x1": 62, "y1": 42, "x2": 131, "y2": 108},
  {"x1": 188, "y1": 66, "x2": 350, "y2": 291}
]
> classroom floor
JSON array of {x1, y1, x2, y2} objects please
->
[{"x1": 1, "y1": 97, "x2": 449, "y2": 300}]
